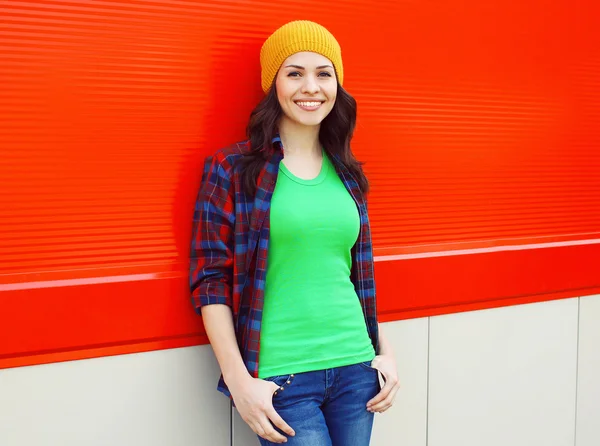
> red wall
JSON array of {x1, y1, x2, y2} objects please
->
[{"x1": 1, "y1": 1, "x2": 599, "y2": 368}]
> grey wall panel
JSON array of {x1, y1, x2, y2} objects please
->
[
  {"x1": 0, "y1": 346, "x2": 230, "y2": 446},
  {"x1": 428, "y1": 298, "x2": 578, "y2": 446},
  {"x1": 371, "y1": 318, "x2": 428, "y2": 446},
  {"x1": 576, "y1": 294, "x2": 600, "y2": 446}
]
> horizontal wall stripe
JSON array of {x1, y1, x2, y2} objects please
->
[
  {"x1": 375, "y1": 238, "x2": 600, "y2": 261},
  {"x1": 2, "y1": 243, "x2": 599, "y2": 369},
  {"x1": 2, "y1": 237, "x2": 599, "y2": 291},
  {"x1": 0, "y1": 273, "x2": 179, "y2": 292}
]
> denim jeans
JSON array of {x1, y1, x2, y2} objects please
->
[{"x1": 258, "y1": 361, "x2": 380, "y2": 446}]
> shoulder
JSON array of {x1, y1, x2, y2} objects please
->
[
  {"x1": 209, "y1": 140, "x2": 251, "y2": 171},
  {"x1": 201, "y1": 140, "x2": 250, "y2": 191}
]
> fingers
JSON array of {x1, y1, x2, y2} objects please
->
[
  {"x1": 244, "y1": 403, "x2": 292, "y2": 444},
  {"x1": 369, "y1": 381, "x2": 400, "y2": 413},
  {"x1": 235, "y1": 378, "x2": 294, "y2": 443},
  {"x1": 258, "y1": 414, "x2": 289, "y2": 443},
  {"x1": 367, "y1": 376, "x2": 391, "y2": 407},
  {"x1": 248, "y1": 415, "x2": 288, "y2": 444},
  {"x1": 267, "y1": 407, "x2": 296, "y2": 437},
  {"x1": 249, "y1": 420, "x2": 266, "y2": 439},
  {"x1": 367, "y1": 374, "x2": 400, "y2": 413}
]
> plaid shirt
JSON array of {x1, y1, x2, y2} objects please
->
[{"x1": 190, "y1": 137, "x2": 379, "y2": 397}]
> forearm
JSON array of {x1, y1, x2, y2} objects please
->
[
  {"x1": 201, "y1": 304, "x2": 251, "y2": 387},
  {"x1": 377, "y1": 323, "x2": 394, "y2": 356}
]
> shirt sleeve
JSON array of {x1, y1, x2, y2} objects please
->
[{"x1": 189, "y1": 154, "x2": 235, "y2": 312}]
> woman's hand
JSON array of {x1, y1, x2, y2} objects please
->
[
  {"x1": 366, "y1": 354, "x2": 400, "y2": 413},
  {"x1": 229, "y1": 375, "x2": 296, "y2": 443}
]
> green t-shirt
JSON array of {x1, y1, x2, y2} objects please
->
[{"x1": 258, "y1": 154, "x2": 375, "y2": 379}]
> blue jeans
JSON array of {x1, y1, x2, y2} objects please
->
[{"x1": 258, "y1": 361, "x2": 380, "y2": 446}]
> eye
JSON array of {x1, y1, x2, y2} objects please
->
[
  {"x1": 319, "y1": 71, "x2": 333, "y2": 77},
  {"x1": 287, "y1": 71, "x2": 302, "y2": 77}
]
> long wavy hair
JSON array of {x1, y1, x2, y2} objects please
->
[{"x1": 237, "y1": 82, "x2": 369, "y2": 196}]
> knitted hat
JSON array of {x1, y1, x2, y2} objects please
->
[{"x1": 260, "y1": 20, "x2": 344, "y2": 93}]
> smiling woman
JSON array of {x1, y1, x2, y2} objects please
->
[
  {"x1": 276, "y1": 53, "x2": 337, "y2": 127},
  {"x1": 189, "y1": 20, "x2": 399, "y2": 446},
  {"x1": 2, "y1": 2, "x2": 600, "y2": 445}
]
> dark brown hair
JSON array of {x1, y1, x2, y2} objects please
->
[{"x1": 237, "y1": 83, "x2": 369, "y2": 196}]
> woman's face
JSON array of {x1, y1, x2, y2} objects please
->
[{"x1": 275, "y1": 51, "x2": 337, "y2": 128}]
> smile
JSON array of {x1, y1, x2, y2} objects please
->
[{"x1": 295, "y1": 101, "x2": 324, "y2": 111}]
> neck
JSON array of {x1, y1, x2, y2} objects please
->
[{"x1": 278, "y1": 117, "x2": 321, "y2": 157}]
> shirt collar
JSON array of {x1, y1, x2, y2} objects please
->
[{"x1": 271, "y1": 134, "x2": 283, "y2": 151}]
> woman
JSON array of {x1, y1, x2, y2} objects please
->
[{"x1": 190, "y1": 20, "x2": 400, "y2": 445}]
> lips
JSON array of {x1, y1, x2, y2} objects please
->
[{"x1": 294, "y1": 100, "x2": 324, "y2": 111}]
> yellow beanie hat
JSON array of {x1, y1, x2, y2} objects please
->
[{"x1": 260, "y1": 20, "x2": 344, "y2": 93}]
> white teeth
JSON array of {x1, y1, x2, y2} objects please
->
[{"x1": 296, "y1": 101, "x2": 322, "y2": 107}]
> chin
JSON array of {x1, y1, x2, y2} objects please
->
[
  {"x1": 293, "y1": 114, "x2": 327, "y2": 127},
  {"x1": 299, "y1": 119, "x2": 325, "y2": 127}
]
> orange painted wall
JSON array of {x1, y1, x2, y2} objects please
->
[{"x1": 1, "y1": 1, "x2": 599, "y2": 368}]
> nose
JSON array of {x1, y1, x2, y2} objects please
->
[{"x1": 301, "y1": 74, "x2": 319, "y2": 94}]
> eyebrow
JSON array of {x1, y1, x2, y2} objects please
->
[{"x1": 284, "y1": 64, "x2": 334, "y2": 70}]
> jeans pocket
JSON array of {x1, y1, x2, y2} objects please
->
[
  {"x1": 263, "y1": 374, "x2": 295, "y2": 396},
  {"x1": 358, "y1": 360, "x2": 378, "y2": 373}
]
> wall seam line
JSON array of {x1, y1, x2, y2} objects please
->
[
  {"x1": 573, "y1": 297, "x2": 580, "y2": 446},
  {"x1": 426, "y1": 316, "x2": 431, "y2": 446},
  {"x1": 230, "y1": 400, "x2": 234, "y2": 446}
]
